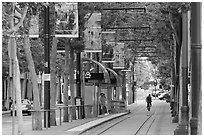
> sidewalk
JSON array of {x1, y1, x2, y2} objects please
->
[{"x1": 23, "y1": 111, "x2": 130, "y2": 135}]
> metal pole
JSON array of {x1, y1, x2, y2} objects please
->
[
  {"x1": 174, "y1": 12, "x2": 190, "y2": 135},
  {"x1": 132, "y1": 60, "x2": 135, "y2": 103},
  {"x1": 44, "y1": 5, "x2": 50, "y2": 128},
  {"x1": 131, "y1": 57, "x2": 136, "y2": 103},
  {"x1": 190, "y1": 2, "x2": 202, "y2": 135},
  {"x1": 122, "y1": 71, "x2": 126, "y2": 101},
  {"x1": 76, "y1": 52, "x2": 81, "y2": 97},
  {"x1": 76, "y1": 51, "x2": 82, "y2": 119},
  {"x1": 70, "y1": 47, "x2": 76, "y2": 120},
  {"x1": 155, "y1": 83, "x2": 156, "y2": 98}
]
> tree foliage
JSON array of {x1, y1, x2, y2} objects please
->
[{"x1": 2, "y1": 2, "x2": 191, "y2": 90}]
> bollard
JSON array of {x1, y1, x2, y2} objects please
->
[
  {"x1": 46, "y1": 111, "x2": 48, "y2": 130},
  {"x1": 59, "y1": 108, "x2": 62, "y2": 125},
  {"x1": 69, "y1": 107, "x2": 72, "y2": 122}
]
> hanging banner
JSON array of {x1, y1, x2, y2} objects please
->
[
  {"x1": 113, "y1": 42, "x2": 125, "y2": 69},
  {"x1": 55, "y1": 2, "x2": 79, "y2": 38},
  {"x1": 102, "y1": 41, "x2": 115, "y2": 62},
  {"x1": 29, "y1": 15, "x2": 39, "y2": 38},
  {"x1": 101, "y1": 31, "x2": 116, "y2": 62},
  {"x1": 84, "y1": 12, "x2": 101, "y2": 52}
]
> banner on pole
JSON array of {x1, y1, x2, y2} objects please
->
[
  {"x1": 113, "y1": 42, "x2": 125, "y2": 69},
  {"x1": 55, "y1": 2, "x2": 79, "y2": 38},
  {"x1": 29, "y1": 15, "x2": 39, "y2": 38},
  {"x1": 84, "y1": 12, "x2": 102, "y2": 51},
  {"x1": 101, "y1": 31, "x2": 116, "y2": 62}
]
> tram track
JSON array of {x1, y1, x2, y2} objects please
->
[
  {"x1": 81, "y1": 101, "x2": 162, "y2": 135},
  {"x1": 134, "y1": 103, "x2": 161, "y2": 135},
  {"x1": 81, "y1": 105, "x2": 149, "y2": 135},
  {"x1": 134, "y1": 112, "x2": 155, "y2": 135}
]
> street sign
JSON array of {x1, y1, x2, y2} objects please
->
[
  {"x1": 85, "y1": 73, "x2": 104, "y2": 83},
  {"x1": 84, "y1": 71, "x2": 91, "y2": 79},
  {"x1": 43, "y1": 74, "x2": 50, "y2": 81}
]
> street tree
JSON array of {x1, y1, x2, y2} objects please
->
[
  {"x1": 2, "y1": 2, "x2": 47, "y2": 131},
  {"x1": 3, "y1": 2, "x2": 28, "y2": 134}
]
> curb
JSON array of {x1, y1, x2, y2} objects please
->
[
  {"x1": 78, "y1": 110, "x2": 131, "y2": 135},
  {"x1": 2, "y1": 111, "x2": 10, "y2": 115}
]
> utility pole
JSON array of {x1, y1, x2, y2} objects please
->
[
  {"x1": 190, "y1": 2, "x2": 202, "y2": 135},
  {"x1": 44, "y1": 4, "x2": 50, "y2": 128}
]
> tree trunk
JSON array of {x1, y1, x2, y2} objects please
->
[
  {"x1": 23, "y1": 36, "x2": 42, "y2": 130},
  {"x1": 50, "y1": 37, "x2": 58, "y2": 126},
  {"x1": 8, "y1": 37, "x2": 24, "y2": 134},
  {"x1": 63, "y1": 39, "x2": 70, "y2": 122},
  {"x1": 15, "y1": 53, "x2": 24, "y2": 134},
  {"x1": 22, "y1": 73, "x2": 27, "y2": 99},
  {"x1": 8, "y1": 3, "x2": 28, "y2": 134}
]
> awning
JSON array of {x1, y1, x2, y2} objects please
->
[
  {"x1": 106, "y1": 68, "x2": 121, "y2": 87},
  {"x1": 82, "y1": 58, "x2": 110, "y2": 83}
]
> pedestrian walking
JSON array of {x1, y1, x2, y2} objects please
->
[
  {"x1": 99, "y1": 93, "x2": 107, "y2": 115},
  {"x1": 146, "y1": 94, "x2": 152, "y2": 111}
]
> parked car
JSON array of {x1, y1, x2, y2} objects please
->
[
  {"x1": 10, "y1": 99, "x2": 33, "y2": 116},
  {"x1": 158, "y1": 92, "x2": 170, "y2": 100},
  {"x1": 151, "y1": 89, "x2": 165, "y2": 97},
  {"x1": 156, "y1": 90, "x2": 164, "y2": 97}
]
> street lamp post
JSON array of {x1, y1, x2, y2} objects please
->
[
  {"x1": 43, "y1": 4, "x2": 50, "y2": 128},
  {"x1": 190, "y1": 3, "x2": 202, "y2": 135},
  {"x1": 76, "y1": 51, "x2": 83, "y2": 119}
]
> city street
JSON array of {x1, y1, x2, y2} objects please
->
[
  {"x1": 2, "y1": 89, "x2": 177, "y2": 135},
  {"x1": 2, "y1": 2, "x2": 202, "y2": 135},
  {"x1": 81, "y1": 99, "x2": 177, "y2": 135}
]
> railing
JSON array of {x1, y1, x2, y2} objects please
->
[
  {"x1": 29, "y1": 104, "x2": 95, "y2": 130},
  {"x1": 30, "y1": 102, "x2": 126, "y2": 130},
  {"x1": 111, "y1": 100, "x2": 126, "y2": 113}
]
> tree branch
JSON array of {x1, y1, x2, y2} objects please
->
[
  {"x1": 15, "y1": 5, "x2": 24, "y2": 15},
  {"x1": 168, "y1": 12, "x2": 179, "y2": 46},
  {"x1": 13, "y1": 6, "x2": 28, "y2": 32}
]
